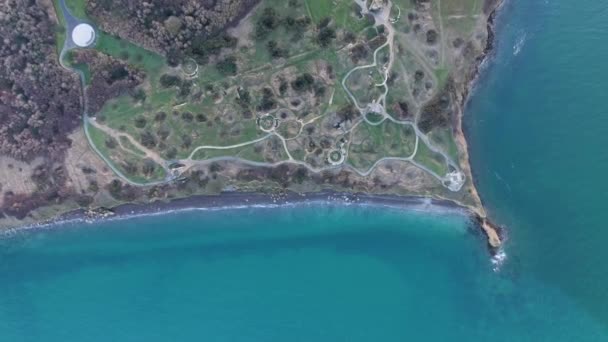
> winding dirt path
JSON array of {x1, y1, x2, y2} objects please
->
[{"x1": 58, "y1": 0, "x2": 464, "y2": 191}]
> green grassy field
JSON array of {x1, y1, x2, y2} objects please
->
[
  {"x1": 413, "y1": 139, "x2": 449, "y2": 176},
  {"x1": 96, "y1": 32, "x2": 166, "y2": 78},
  {"x1": 348, "y1": 120, "x2": 416, "y2": 171},
  {"x1": 64, "y1": 0, "x2": 88, "y2": 19},
  {"x1": 440, "y1": 0, "x2": 484, "y2": 36},
  {"x1": 119, "y1": 136, "x2": 147, "y2": 157},
  {"x1": 88, "y1": 124, "x2": 166, "y2": 183},
  {"x1": 52, "y1": 0, "x2": 67, "y2": 55},
  {"x1": 304, "y1": 0, "x2": 370, "y2": 32},
  {"x1": 435, "y1": 68, "x2": 450, "y2": 89},
  {"x1": 428, "y1": 128, "x2": 459, "y2": 162},
  {"x1": 304, "y1": 0, "x2": 332, "y2": 23},
  {"x1": 88, "y1": 123, "x2": 112, "y2": 154},
  {"x1": 192, "y1": 145, "x2": 263, "y2": 162}
]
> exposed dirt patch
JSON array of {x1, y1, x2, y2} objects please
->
[
  {"x1": 0, "y1": 157, "x2": 42, "y2": 207},
  {"x1": 64, "y1": 129, "x2": 115, "y2": 195}
]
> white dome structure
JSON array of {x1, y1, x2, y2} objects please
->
[{"x1": 72, "y1": 24, "x2": 95, "y2": 47}]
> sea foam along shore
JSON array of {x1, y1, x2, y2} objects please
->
[{"x1": 2, "y1": 190, "x2": 501, "y2": 256}]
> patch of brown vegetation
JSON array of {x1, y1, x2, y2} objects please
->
[
  {"x1": 86, "y1": 0, "x2": 260, "y2": 58},
  {"x1": 73, "y1": 50, "x2": 145, "y2": 114},
  {"x1": 0, "y1": 157, "x2": 42, "y2": 207},
  {"x1": 63, "y1": 129, "x2": 114, "y2": 195},
  {"x1": 2, "y1": 162, "x2": 74, "y2": 219},
  {"x1": 0, "y1": 0, "x2": 82, "y2": 160}
]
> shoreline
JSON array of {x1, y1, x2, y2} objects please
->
[
  {"x1": 8, "y1": 190, "x2": 498, "y2": 253},
  {"x1": 453, "y1": 0, "x2": 506, "y2": 249}
]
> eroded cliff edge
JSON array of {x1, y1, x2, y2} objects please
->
[{"x1": 452, "y1": 0, "x2": 505, "y2": 249}]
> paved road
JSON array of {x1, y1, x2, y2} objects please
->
[{"x1": 58, "y1": 0, "x2": 82, "y2": 50}]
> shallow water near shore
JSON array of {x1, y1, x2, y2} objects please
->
[
  {"x1": 0, "y1": 205, "x2": 606, "y2": 341},
  {"x1": 2, "y1": 0, "x2": 608, "y2": 339}
]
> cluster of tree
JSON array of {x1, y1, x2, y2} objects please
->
[
  {"x1": 368, "y1": 35, "x2": 388, "y2": 51},
  {"x1": 235, "y1": 164, "x2": 309, "y2": 188},
  {"x1": 291, "y1": 73, "x2": 315, "y2": 92},
  {"x1": 316, "y1": 17, "x2": 336, "y2": 48},
  {"x1": 278, "y1": 79, "x2": 289, "y2": 95},
  {"x1": 86, "y1": 0, "x2": 258, "y2": 62},
  {"x1": 0, "y1": 0, "x2": 82, "y2": 160},
  {"x1": 254, "y1": 7, "x2": 311, "y2": 40},
  {"x1": 392, "y1": 101, "x2": 411, "y2": 120},
  {"x1": 105, "y1": 136, "x2": 118, "y2": 149},
  {"x1": 216, "y1": 55, "x2": 237, "y2": 76},
  {"x1": 255, "y1": 10, "x2": 335, "y2": 48},
  {"x1": 140, "y1": 130, "x2": 157, "y2": 149},
  {"x1": 134, "y1": 116, "x2": 147, "y2": 128},
  {"x1": 2, "y1": 163, "x2": 73, "y2": 219},
  {"x1": 236, "y1": 87, "x2": 252, "y2": 109},
  {"x1": 159, "y1": 73, "x2": 192, "y2": 96},
  {"x1": 107, "y1": 179, "x2": 140, "y2": 201},
  {"x1": 335, "y1": 104, "x2": 360, "y2": 126},
  {"x1": 120, "y1": 159, "x2": 158, "y2": 178},
  {"x1": 257, "y1": 88, "x2": 276, "y2": 112},
  {"x1": 189, "y1": 33, "x2": 237, "y2": 65},
  {"x1": 74, "y1": 50, "x2": 144, "y2": 114},
  {"x1": 266, "y1": 41, "x2": 288, "y2": 59},
  {"x1": 426, "y1": 29, "x2": 438, "y2": 45},
  {"x1": 175, "y1": 169, "x2": 210, "y2": 194},
  {"x1": 350, "y1": 43, "x2": 370, "y2": 64},
  {"x1": 418, "y1": 81, "x2": 454, "y2": 133},
  {"x1": 412, "y1": 0, "x2": 431, "y2": 10},
  {"x1": 159, "y1": 74, "x2": 182, "y2": 87}
]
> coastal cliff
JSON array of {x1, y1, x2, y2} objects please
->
[{"x1": 452, "y1": 0, "x2": 505, "y2": 249}]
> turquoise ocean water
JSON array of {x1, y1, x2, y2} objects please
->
[
  {"x1": 466, "y1": 0, "x2": 608, "y2": 332},
  {"x1": 2, "y1": 0, "x2": 608, "y2": 340},
  {"x1": 0, "y1": 206, "x2": 604, "y2": 341}
]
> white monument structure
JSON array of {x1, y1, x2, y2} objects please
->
[{"x1": 72, "y1": 23, "x2": 95, "y2": 47}]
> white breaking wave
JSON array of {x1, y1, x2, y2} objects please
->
[
  {"x1": 513, "y1": 32, "x2": 527, "y2": 56},
  {"x1": 0, "y1": 199, "x2": 469, "y2": 239},
  {"x1": 491, "y1": 248, "x2": 508, "y2": 272}
]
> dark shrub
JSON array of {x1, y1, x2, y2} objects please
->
[
  {"x1": 216, "y1": 56, "x2": 237, "y2": 76},
  {"x1": 154, "y1": 111, "x2": 167, "y2": 122},
  {"x1": 426, "y1": 29, "x2": 438, "y2": 44},
  {"x1": 140, "y1": 130, "x2": 157, "y2": 148},
  {"x1": 159, "y1": 74, "x2": 181, "y2": 88},
  {"x1": 181, "y1": 111, "x2": 194, "y2": 122},
  {"x1": 196, "y1": 113, "x2": 208, "y2": 122},
  {"x1": 134, "y1": 116, "x2": 147, "y2": 128},
  {"x1": 256, "y1": 8, "x2": 279, "y2": 38},
  {"x1": 291, "y1": 73, "x2": 314, "y2": 92},
  {"x1": 267, "y1": 41, "x2": 288, "y2": 59},
  {"x1": 258, "y1": 88, "x2": 276, "y2": 111},
  {"x1": 105, "y1": 137, "x2": 117, "y2": 149},
  {"x1": 317, "y1": 27, "x2": 336, "y2": 47}
]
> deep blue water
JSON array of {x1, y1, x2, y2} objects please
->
[{"x1": 2, "y1": 0, "x2": 608, "y2": 340}]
